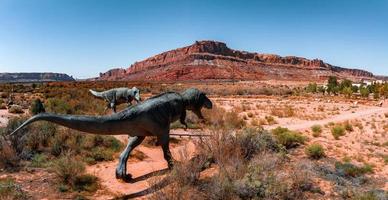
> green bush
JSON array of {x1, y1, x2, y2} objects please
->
[
  {"x1": 265, "y1": 115, "x2": 277, "y2": 125},
  {"x1": 52, "y1": 156, "x2": 85, "y2": 184},
  {"x1": 344, "y1": 123, "x2": 354, "y2": 132},
  {"x1": 305, "y1": 83, "x2": 317, "y2": 93},
  {"x1": 360, "y1": 87, "x2": 370, "y2": 98},
  {"x1": 30, "y1": 99, "x2": 45, "y2": 115},
  {"x1": 305, "y1": 144, "x2": 325, "y2": 159},
  {"x1": 311, "y1": 125, "x2": 322, "y2": 137},
  {"x1": 271, "y1": 127, "x2": 307, "y2": 149},
  {"x1": 88, "y1": 147, "x2": 114, "y2": 162},
  {"x1": 331, "y1": 125, "x2": 346, "y2": 139},
  {"x1": 46, "y1": 98, "x2": 73, "y2": 114},
  {"x1": 29, "y1": 153, "x2": 49, "y2": 168},
  {"x1": 0, "y1": 177, "x2": 28, "y2": 200},
  {"x1": 72, "y1": 174, "x2": 98, "y2": 192},
  {"x1": 238, "y1": 128, "x2": 280, "y2": 160},
  {"x1": 335, "y1": 162, "x2": 374, "y2": 177}
]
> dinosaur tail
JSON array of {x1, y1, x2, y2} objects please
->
[
  {"x1": 89, "y1": 89, "x2": 103, "y2": 98},
  {"x1": 9, "y1": 113, "x2": 123, "y2": 136}
]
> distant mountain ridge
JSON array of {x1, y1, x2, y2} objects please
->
[
  {"x1": 0, "y1": 72, "x2": 75, "y2": 83},
  {"x1": 95, "y1": 40, "x2": 381, "y2": 82}
]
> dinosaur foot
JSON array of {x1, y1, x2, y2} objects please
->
[{"x1": 115, "y1": 170, "x2": 133, "y2": 182}]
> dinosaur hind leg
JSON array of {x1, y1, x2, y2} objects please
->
[
  {"x1": 159, "y1": 134, "x2": 174, "y2": 169},
  {"x1": 116, "y1": 136, "x2": 145, "y2": 182}
]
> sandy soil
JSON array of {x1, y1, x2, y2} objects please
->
[
  {"x1": 1, "y1": 96, "x2": 387, "y2": 199},
  {"x1": 87, "y1": 130, "x2": 198, "y2": 199}
]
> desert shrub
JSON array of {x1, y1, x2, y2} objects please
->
[
  {"x1": 224, "y1": 111, "x2": 246, "y2": 129},
  {"x1": 203, "y1": 106, "x2": 246, "y2": 129},
  {"x1": 0, "y1": 92, "x2": 8, "y2": 98},
  {"x1": 29, "y1": 153, "x2": 49, "y2": 168},
  {"x1": 0, "y1": 177, "x2": 28, "y2": 200},
  {"x1": 52, "y1": 155, "x2": 85, "y2": 184},
  {"x1": 305, "y1": 83, "x2": 317, "y2": 93},
  {"x1": 26, "y1": 122, "x2": 56, "y2": 151},
  {"x1": 8, "y1": 105, "x2": 24, "y2": 114},
  {"x1": 271, "y1": 127, "x2": 307, "y2": 149},
  {"x1": 0, "y1": 135, "x2": 20, "y2": 170},
  {"x1": 311, "y1": 124, "x2": 322, "y2": 137},
  {"x1": 247, "y1": 112, "x2": 254, "y2": 118},
  {"x1": 46, "y1": 98, "x2": 73, "y2": 114},
  {"x1": 29, "y1": 98, "x2": 45, "y2": 115},
  {"x1": 170, "y1": 120, "x2": 200, "y2": 130},
  {"x1": 72, "y1": 174, "x2": 98, "y2": 192},
  {"x1": 335, "y1": 162, "x2": 374, "y2": 177},
  {"x1": 342, "y1": 87, "x2": 353, "y2": 98},
  {"x1": 237, "y1": 128, "x2": 280, "y2": 160},
  {"x1": 360, "y1": 87, "x2": 370, "y2": 98},
  {"x1": 344, "y1": 122, "x2": 354, "y2": 132},
  {"x1": 352, "y1": 191, "x2": 379, "y2": 200},
  {"x1": 88, "y1": 147, "x2": 114, "y2": 162},
  {"x1": 270, "y1": 105, "x2": 295, "y2": 118},
  {"x1": 265, "y1": 115, "x2": 277, "y2": 125},
  {"x1": 331, "y1": 125, "x2": 346, "y2": 139},
  {"x1": 305, "y1": 144, "x2": 325, "y2": 159}
]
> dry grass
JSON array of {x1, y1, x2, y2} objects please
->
[
  {"x1": 8, "y1": 105, "x2": 24, "y2": 114},
  {"x1": 151, "y1": 127, "x2": 316, "y2": 200},
  {"x1": 270, "y1": 105, "x2": 295, "y2": 118}
]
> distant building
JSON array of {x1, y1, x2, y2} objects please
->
[
  {"x1": 374, "y1": 80, "x2": 384, "y2": 84},
  {"x1": 352, "y1": 83, "x2": 361, "y2": 88}
]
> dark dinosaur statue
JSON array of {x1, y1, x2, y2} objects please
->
[
  {"x1": 9, "y1": 88, "x2": 212, "y2": 182},
  {"x1": 89, "y1": 87, "x2": 141, "y2": 112}
]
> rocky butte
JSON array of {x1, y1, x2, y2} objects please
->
[
  {"x1": 0, "y1": 72, "x2": 75, "y2": 83},
  {"x1": 96, "y1": 40, "x2": 376, "y2": 82}
]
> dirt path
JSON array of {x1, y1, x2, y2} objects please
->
[
  {"x1": 264, "y1": 106, "x2": 388, "y2": 131},
  {"x1": 87, "y1": 130, "x2": 197, "y2": 199},
  {"x1": 0, "y1": 109, "x2": 11, "y2": 127}
]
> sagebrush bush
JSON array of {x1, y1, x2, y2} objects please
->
[
  {"x1": 72, "y1": 174, "x2": 98, "y2": 192},
  {"x1": 203, "y1": 106, "x2": 246, "y2": 129},
  {"x1": 335, "y1": 161, "x2": 374, "y2": 177},
  {"x1": 0, "y1": 135, "x2": 20, "y2": 170},
  {"x1": 343, "y1": 122, "x2": 354, "y2": 132},
  {"x1": 311, "y1": 125, "x2": 322, "y2": 137},
  {"x1": 8, "y1": 105, "x2": 24, "y2": 114},
  {"x1": 305, "y1": 144, "x2": 325, "y2": 159},
  {"x1": 46, "y1": 98, "x2": 73, "y2": 114},
  {"x1": 29, "y1": 153, "x2": 49, "y2": 168},
  {"x1": 52, "y1": 155, "x2": 85, "y2": 184},
  {"x1": 238, "y1": 128, "x2": 280, "y2": 160},
  {"x1": 0, "y1": 177, "x2": 28, "y2": 200},
  {"x1": 265, "y1": 115, "x2": 277, "y2": 125},
  {"x1": 29, "y1": 98, "x2": 45, "y2": 115},
  {"x1": 271, "y1": 127, "x2": 307, "y2": 149},
  {"x1": 331, "y1": 125, "x2": 346, "y2": 139}
]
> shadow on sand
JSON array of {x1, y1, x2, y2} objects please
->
[{"x1": 111, "y1": 168, "x2": 171, "y2": 200}]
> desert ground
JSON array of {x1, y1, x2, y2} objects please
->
[{"x1": 0, "y1": 81, "x2": 387, "y2": 200}]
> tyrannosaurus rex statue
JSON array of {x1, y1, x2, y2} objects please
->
[
  {"x1": 89, "y1": 87, "x2": 141, "y2": 113},
  {"x1": 9, "y1": 88, "x2": 212, "y2": 182}
]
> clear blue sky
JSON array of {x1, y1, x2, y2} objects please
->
[{"x1": 0, "y1": 0, "x2": 387, "y2": 78}]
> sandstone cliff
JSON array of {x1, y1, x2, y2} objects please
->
[{"x1": 97, "y1": 40, "x2": 375, "y2": 82}]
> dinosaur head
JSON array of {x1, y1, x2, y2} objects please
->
[
  {"x1": 131, "y1": 87, "x2": 141, "y2": 102},
  {"x1": 182, "y1": 88, "x2": 213, "y2": 119}
]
